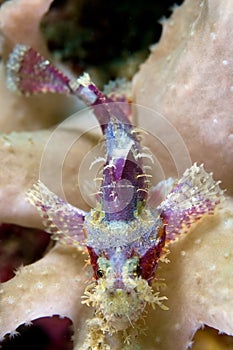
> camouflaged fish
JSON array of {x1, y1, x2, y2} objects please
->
[{"x1": 6, "y1": 44, "x2": 225, "y2": 349}]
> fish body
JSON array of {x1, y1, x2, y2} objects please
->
[{"x1": 6, "y1": 44, "x2": 225, "y2": 347}]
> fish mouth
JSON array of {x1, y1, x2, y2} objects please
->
[{"x1": 100, "y1": 289, "x2": 146, "y2": 331}]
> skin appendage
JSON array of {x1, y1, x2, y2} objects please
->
[{"x1": 6, "y1": 44, "x2": 225, "y2": 349}]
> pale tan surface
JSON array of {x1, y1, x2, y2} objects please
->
[
  {"x1": 0, "y1": 0, "x2": 232, "y2": 349},
  {"x1": 0, "y1": 197, "x2": 232, "y2": 350},
  {"x1": 0, "y1": 0, "x2": 80, "y2": 131},
  {"x1": 0, "y1": 128, "x2": 95, "y2": 227},
  {"x1": 0, "y1": 244, "x2": 92, "y2": 339},
  {"x1": 133, "y1": 0, "x2": 233, "y2": 195}
]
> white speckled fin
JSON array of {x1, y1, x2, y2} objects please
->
[
  {"x1": 26, "y1": 181, "x2": 87, "y2": 249},
  {"x1": 6, "y1": 44, "x2": 72, "y2": 96},
  {"x1": 158, "y1": 163, "x2": 225, "y2": 243}
]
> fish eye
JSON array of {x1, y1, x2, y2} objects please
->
[
  {"x1": 97, "y1": 269, "x2": 104, "y2": 278},
  {"x1": 136, "y1": 264, "x2": 142, "y2": 277},
  {"x1": 130, "y1": 264, "x2": 141, "y2": 278}
]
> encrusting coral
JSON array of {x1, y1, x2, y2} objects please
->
[
  {"x1": 133, "y1": 0, "x2": 233, "y2": 195},
  {"x1": 0, "y1": 0, "x2": 82, "y2": 131},
  {"x1": 0, "y1": 0, "x2": 232, "y2": 350},
  {"x1": 0, "y1": 129, "x2": 95, "y2": 227}
]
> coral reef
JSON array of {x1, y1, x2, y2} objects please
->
[
  {"x1": 0, "y1": 0, "x2": 232, "y2": 349},
  {"x1": 0, "y1": 0, "x2": 81, "y2": 131},
  {"x1": 132, "y1": 1, "x2": 233, "y2": 346},
  {"x1": 133, "y1": 0, "x2": 233, "y2": 195},
  {"x1": 0, "y1": 129, "x2": 94, "y2": 227}
]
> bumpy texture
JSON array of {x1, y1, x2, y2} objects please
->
[
  {"x1": 133, "y1": 0, "x2": 233, "y2": 195},
  {"x1": 0, "y1": 197, "x2": 233, "y2": 350},
  {"x1": 0, "y1": 129, "x2": 93, "y2": 227},
  {"x1": 0, "y1": 0, "x2": 232, "y2": 349},
  {"x1": 0, "y1": 0, "x2": 80, "y2": 131}
]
